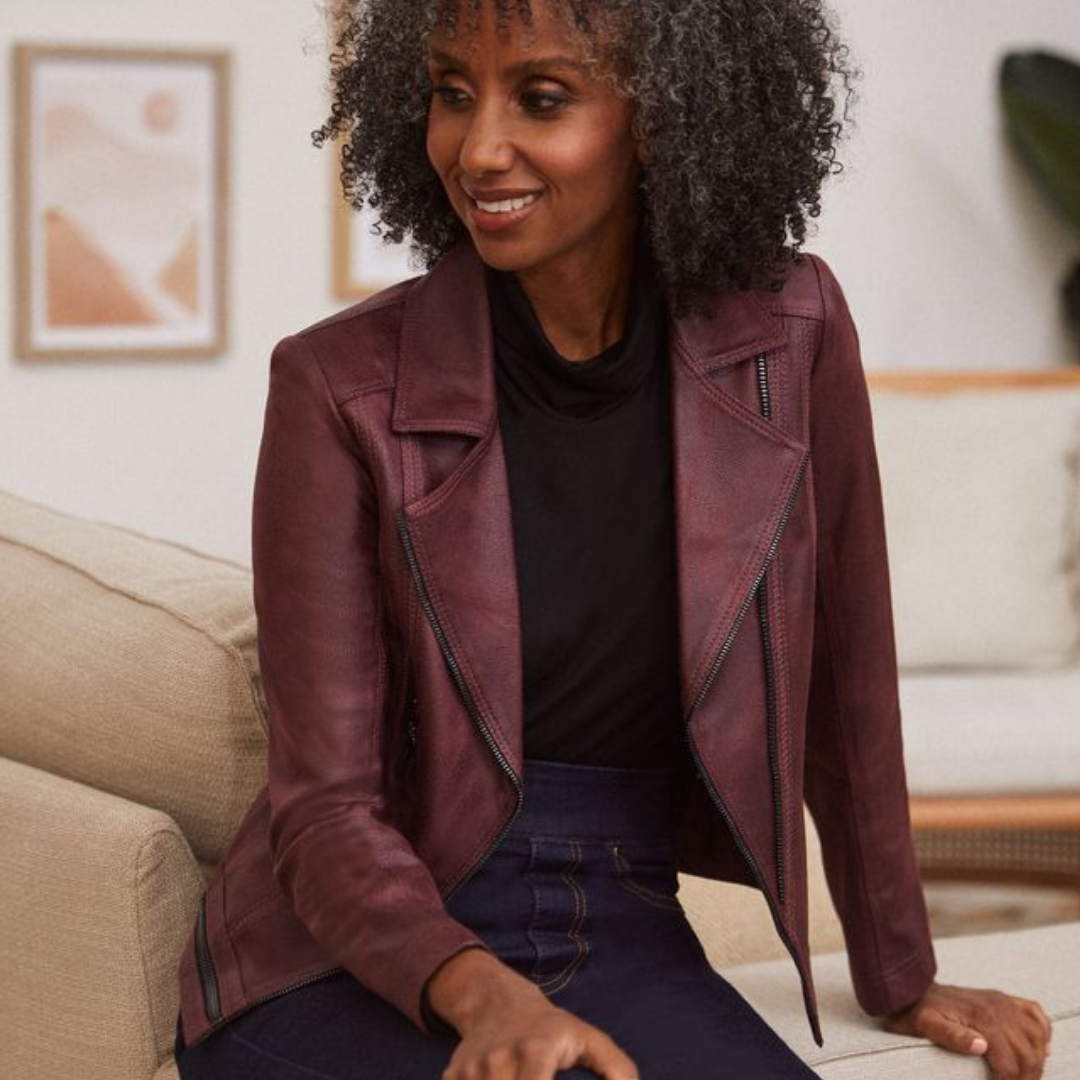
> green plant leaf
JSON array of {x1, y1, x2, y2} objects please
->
[
  {"x1": 1000, "y1": 50, "x2": 1080, "y2": 233},
  {"x1": 1064, "y1": 260, "x2": 1080, "y2": 333}
]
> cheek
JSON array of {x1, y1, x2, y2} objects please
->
[
  {"x1": 425, "y1": 117, "x2": 456, "y2": 180},
  {"x1": 545, "y1": 130, "x2": 638, "y2": 199}
]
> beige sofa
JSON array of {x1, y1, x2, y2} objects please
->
[
  {"x1": 1, "y1": 483, "x2": 1077, "y2": 1080},
  {"x1": 869, "y1": 372, "x2": 1080, "y2": 896}
]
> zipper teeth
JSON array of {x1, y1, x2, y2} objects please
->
[
  {"x1": 192, "y1": 508, "x2": 526, "y2": 1038},
  {"x1": 686, "y1": 713, "x2": 820, "y2": 1042},
  {"x1": 395, "y1": 508, "x2": 523, "y2": 899},
  {"x1": 755, "y1": 355, "x2": 772, "y2": 421},
  {"x1": 755, "y1": 354, "x2": 786, "y2": 903},
  {"x1": 758, "y1": 590, "x2": 785, "y2": 901},
  {"x1": 196, "y1": 965, "x2": 345, "y2": 1044},
  {"x1": 194, "y1": 893, "x2": 222, "y2": 1021},
  {"x1": 682, "y1": 368, "x2": 808, "y2": 960},
  {"x1": 687, "y1": 446, "x2": 808, "y2": 719}
]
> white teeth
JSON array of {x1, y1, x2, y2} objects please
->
[{"x1": 474, "y1": 193, "x2": 538, "y2": 213}]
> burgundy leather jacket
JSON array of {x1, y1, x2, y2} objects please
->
[{"x1": 177, "y1": 241, "x2": 937, "y2": 1050}]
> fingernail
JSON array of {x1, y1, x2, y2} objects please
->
[{"x1": 970, "y1": 1036, "x2": 988, "y2": 1053}]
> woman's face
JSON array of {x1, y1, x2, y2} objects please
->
[{"x1": 425, "y1": 1, "x2": 643, "y2": 284}]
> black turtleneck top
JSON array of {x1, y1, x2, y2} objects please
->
[{"x1": 484, "y1": 242, "x2": 685, "y2": 769}]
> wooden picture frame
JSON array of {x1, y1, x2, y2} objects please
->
[
  {"x1": 13, "y1": 44, "x2": 230, "y2": 359},
  {"x1": 331, "y1": 155, "x2": 418, "y2": 299}
]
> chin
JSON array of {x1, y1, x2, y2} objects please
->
[{"x1": 467, "y1": 238, "x2": 538, "y2": 274}]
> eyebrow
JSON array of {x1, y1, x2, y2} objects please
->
[{"x1": 426, "y1": 49, "x2": 592, "y2": 78}]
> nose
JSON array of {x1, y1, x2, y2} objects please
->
[{"x1": 458, "y1": 100, "x2": 515, "y2": 178}]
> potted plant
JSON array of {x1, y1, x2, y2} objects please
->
[{"x1": 1000, "y1": 49, "x2": 1080, "y2": 340}]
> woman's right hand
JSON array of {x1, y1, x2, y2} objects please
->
[{"x1": 426, "y1": 946, "x2": 640, "y2": 1080}]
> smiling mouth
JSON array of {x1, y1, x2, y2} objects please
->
[{"x1": 469, "y1": 192, "x2": 541, "y2": 214}]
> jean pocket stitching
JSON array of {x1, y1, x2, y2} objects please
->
[
  {"x1": 610, "y1": 840, "x2": 683, "y2": 912},
  {"x1": 528, "y1": 838, "x2": 590, "y2": 995}
]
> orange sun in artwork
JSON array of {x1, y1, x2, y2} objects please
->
[{"x1": 143, "y1": 91, "x2": 179, "y2": 134}]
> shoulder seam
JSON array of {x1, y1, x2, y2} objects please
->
[{"x1": 293, "y1": 285, "x2": 412, "y2": 405}]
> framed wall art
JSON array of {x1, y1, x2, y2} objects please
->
[
  {"x1": 331, "y1": 166, "x2": 418, "y2": 299},
  {"x1": 14, "y1": 44, "x2": 230, "y2": 358}
]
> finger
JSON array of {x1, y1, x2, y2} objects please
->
[
  {"x1": 1018, "y1": 1007, "x2": 1053, "y2": 1057},
  {"x1": 987, "y1": 1001, "x2": 1049, "y2": 1080},
  {"x1": 442, "y1": 1045, "x2": 482, "y2": 1080},
  {"x1": 1021, "y1": 999, "x2": 1054, "y2": 1049},
  {"x1": 517, "y1": 1047, "x2": 563, "y2": 1080},
  {"x1": 577, "y1": 1030, "x2": 640, "y2": 1080},
  {"x1": 983, "y1": 1028, "x2": 1023, "y2": 1080},
  {"x1": 1006, "y1": 1019, "x2": 1047, "y2": 1080},
  {"x1": 480, "y1": 1043, "x2": 520, "y2": 1080},
  {"x1": 917, "y1": 1012, "x2": 988, "y2": 1056}
]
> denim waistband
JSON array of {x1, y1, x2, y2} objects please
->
[{"x1": 504, "y1": 757, "x2": 681, "y2": 845}]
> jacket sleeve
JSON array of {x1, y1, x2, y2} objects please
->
[
  {"x1": 252, "y1": 332, "x2": 491, "y2": 1034},
  {"x1": 801, "y1": 254, "x2": 938, "y2": 1017}
]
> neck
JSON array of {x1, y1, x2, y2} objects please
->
[{"x1": 513, "y1": 226, "x2": 639, "y2": 362}]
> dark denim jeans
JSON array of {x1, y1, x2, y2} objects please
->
[{"x1": 174, "y1": 757, "x2": 820, "y2": 1079}]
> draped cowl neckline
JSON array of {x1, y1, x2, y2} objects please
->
[{"x1": 483, "y1": 233, "x2": 665, "y2": 423}]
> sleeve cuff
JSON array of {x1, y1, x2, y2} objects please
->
[{"x1": 420, "y1": 979, "x2": 459, "y2": 1038}]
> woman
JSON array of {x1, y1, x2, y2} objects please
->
[{"x1": 174, "y1": 1, "x2": 1054, "y2": 1077}]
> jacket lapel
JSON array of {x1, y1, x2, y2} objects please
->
[
  {"x1": 394, "y1": 245, "x2": 525, "y2": 774},
  {"x1": 394, "y1": 243, "x2": 808, "y2": 777},
  {"x1": 666, "y1": 293, "x2": 809, "y2": 719}
]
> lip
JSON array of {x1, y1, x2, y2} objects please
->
[{"x1": 462, "y1": 187, "x2": 544, "y2": 233}]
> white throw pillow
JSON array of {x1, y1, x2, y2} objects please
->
[{"x1": 869, "y1": 383, "x2": 1080, "y2": 670}]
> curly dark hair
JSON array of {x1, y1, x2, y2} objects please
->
[{"x1": 315, "y1": 0, "x2": 860, "y2": 314}]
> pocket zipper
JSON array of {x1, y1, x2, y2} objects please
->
[
  {"x1": 194, "y1": 892, "x2": 221, "y2": 1020},
  {"x1": 754, "y1": 352, "x2": 787, "y2": 903},
  {"x1": 193, "y1": 888, "x2": 345, "y2": 1035}
]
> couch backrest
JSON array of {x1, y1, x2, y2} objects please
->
[
  {"x1": 869, "y1": 373, "x2": 1080, "y2": 671},
  {"x1": 0, "y1": 487, "x2": 267, "y2": 870}
]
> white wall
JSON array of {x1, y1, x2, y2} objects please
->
[
  {"x1": 1, "y1": 2, "x2": 339, "y2": 564},
  {"x1": 816, "y1": 0, "x2": 1080, "y2": 371},
  {"x1": 2, "y1": 1, "x2": 1079, "y2": 562}
]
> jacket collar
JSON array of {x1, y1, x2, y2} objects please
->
[
  {"x1": 392, "y1": 241, "x2": 790, "y2": 436},
  {"x1": 393, "y1": 241, "x2": 808, "y2": 776}
]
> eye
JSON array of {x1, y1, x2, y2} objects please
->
[
  {"x1": 431, "y1": 84, "x2": 470, "y2": 108},
  {"x1": 520, "y1": 89, "x2": 570, "y2": 116}
]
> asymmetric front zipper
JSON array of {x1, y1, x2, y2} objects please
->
[
  {"x1": 755, "y1": 353, "x2": 787, "y2": 903},
  {"x1": 395, "y1": 415, "x2": 818, "y2": 1035},
  {"x1": 682, "y1": 361, "x2": 809, "y2": 1010},
  {"x1": 395, "y1": 507, "x2": 524, "y2": 900},
  {"x1": 194, "y1": 510, "x2": 523, "y2": 1034}
]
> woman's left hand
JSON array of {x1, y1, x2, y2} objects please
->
[{"x1": 884, "y1": 980, "x2": 1053, "y2": 1080}]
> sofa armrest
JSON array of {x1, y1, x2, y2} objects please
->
[
  {"x1": 726, "y1": 922, "x2": 1080, "y2": 1077},
  {"x1": 0, "y1": 755, "x2": 204, "y2": 1080}
]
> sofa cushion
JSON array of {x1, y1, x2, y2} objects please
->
[
  {"x1": 0, "y1": 487, "x2": 267, "y2": 865},
  {"x1": 0, "y1": 754, "x2": 204, "y2": 1080},
  {"x1": 870, "y1": 384, "x2": 1080, "y2": 670},
  {"x1": 727, "y1": 921, "x2": 1080, "y2": 1078},
  {"x1": 680, "y1": 807, "x2": 846, "y2": 968},
  {"x1": 900, "y1": 669, "x2": 1080, "y2": 796}
]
